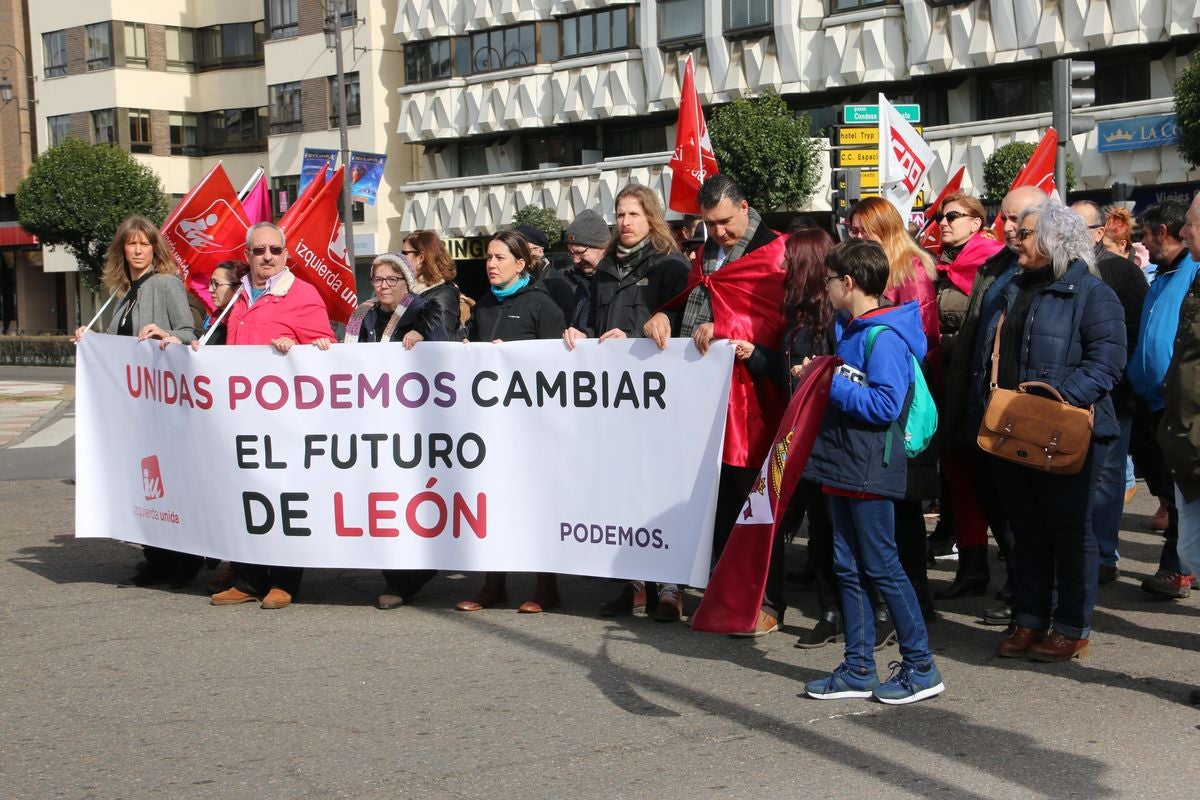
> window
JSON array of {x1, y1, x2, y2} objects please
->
[
  {"x1": 459, "y1": 142, "x2": 489, "y2": 177},
  {"x1": 561, "y1": 8, "x2": 633, "y2": 58},
  {"x1": 199, "y1": 108, "x2": 267, "y2": 154},
  {"x1": 42, "y1": 30, "x2": 67, "y2": 77},
  {"x1": 1095, "y1": 58, "x2": 1150, "y2": 106},
  {"x1": 404, "y1": 38, "x2": 452, "y2": 84},
  {"x1": 726, "y1": 0, "x2": 771, "y2": 31},
  {"x1": 128, "y1": 109, "x2": 152, "y2": 153},
  {"x1": 165, "y1": 27, "x2": 196, "y2": 71},
  {"x1": 329, "y1": 71, "x2": 361, "y2": 126},
  {"x1": 468, "y1": 24, "x2": 535, "y2": 73},
  {"x1": 268, "y1": 0, "x2": 299, "y2": 39},
  {"x1": 47, "y1": 114, "x2": 72, "y2": 147},
  {"x1": 91, "y1": 109, "x2": 116, "y2": 144},
  {"x1": 196, "y1": 21, "x2": 264, "y2": 70},
  {"x1": 658, "y1": 0, "x2": 703, "y2": 44},
  {"x1": 124, "y1": 22, "x2": 147, "y2": 67},
  {"x1": 978, "y1": 71, "x2": 1052, "y2": 120},
  {"x1": 604, "y1": 124, "x2": 667, "y2": 158},
  {"x1": 86, "y1": 22, "x2": 114, "y2": 70},
  {"x1": 169, "y1": 112, "x2": 199, "y2": 155},
  {"x1": 334, "y1": 0, "x2": 357, "y2": 27},
  {"x1": 268, "y1": 82, "x2": 302, "y2": 134},
  {"x1": 521, "y1": 129, "x2": 597, "y2": 169},
  {"x1": 830, "y1": 0, "x2": 895, "y2": 11},
  {"x1": 271, "y1": 174, "x2": 299, "y2": 217}
]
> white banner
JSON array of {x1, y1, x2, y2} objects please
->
[
  {"x1": 878, "y1": 92, "x2": 935, "y2": 219},
  {"x1": 75, "y1": 335, "x2": 734, "y2": 587}
]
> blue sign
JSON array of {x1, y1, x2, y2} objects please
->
[
  {"x1": 298, "y1": 148, "x2": 339, "y2": 196},
  {"x1": 1097, "y1": 114, "x2": 1180, "y2": 153},
  {"x1": 349, "y1": 151, "x2": 387, "y2": 206}
]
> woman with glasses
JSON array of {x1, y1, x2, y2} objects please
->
[
  {"x1": 401, "y1": 231, "x2": 461, "y2": 343},
  {"x1": 73, "y1": 215, "x2": 201, "y2": 589},
  {"x1": 929, "y1": 193, "x2": 1006, "y2": 600},
  {"x1": 456, "y1": 230, "x2": 566, "y2": 614},
  {"x1": 845, "y1": 197, "x2": 940, "y2": 625},
  {"x1": 973, "y1": 200, "x2": 1125, "y2": 662}
]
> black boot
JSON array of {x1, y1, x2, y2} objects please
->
[
  {"x1": 795, "y1": 607, "x2": 842, "y2": 649},
  {"x1": 935, "y1": 544, "x2": 990, "y2": 599}
]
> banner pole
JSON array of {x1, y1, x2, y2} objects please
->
[
  {"x1": 237, "y1": 167, "x2": 264, "y2": 202},
  {"x1": 82, "y1": 294, "x2": 115, "y2": 331}
]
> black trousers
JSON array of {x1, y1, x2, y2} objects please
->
[
  {"x1": 381, "y1": 569, "x2": 437, "y2": 599},
  {"x1": 234, "y1": 564, "x2": 303, "y2": 596}
]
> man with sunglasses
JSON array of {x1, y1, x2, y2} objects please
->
[{"x1": 211, "y1": 221, "x2": 335, "y2": 611}]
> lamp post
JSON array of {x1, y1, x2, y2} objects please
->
[
  {"x1": 0, "y1": 44, "x2": 38, "y2": 198},
  {"x1": 323, "y1": 3, "x2": 356, "y2": 271}
]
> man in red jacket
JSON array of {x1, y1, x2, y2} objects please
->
[{"x1": 211, "y1": 221, "x2": 335, "y2": 610}]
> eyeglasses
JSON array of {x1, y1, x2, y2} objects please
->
[
  {"x1": 400, "y1": 249, "x2": 419, "y2": 256},
  {"x1": 1016, "y1": 228, "x2": 1037, "y2": 241},
  {"x1": 936, "y1": 210, "x2": 977, "y2": 224},
  {"x1": 1087, "y1": 224, "x2": 1105, "y2": 230},
  {"x1": 250, "y1": 245, "x2": 285, "y2": 256},
  {"x1": 566, "y1": 245, "x2": 589, "y2": 257},
  {"x1": 846, "y1": 226, "x2": 868, "y2": 238},
  {"x1": 208, "y1": 279, "x2": 238, "y2": 290},
  {"x1": 824, "y1": 274, "x2": 844, "y2": 284},
  {"x1": 371, "y1": 276, "x2": 405, "y2": 287}
]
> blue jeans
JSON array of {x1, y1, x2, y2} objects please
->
[
  {"x1": 829, "y1": 495, "x2": 933, "y2": 674},
  {"x1": 1092, "y1": 412, "x2": 1132, "y2": 568},
  {"x1": 1176, "y1": 486, "x2": 1200, "y2": 576},
  {"x1": 996, "y1": 442, "x2": 1105, "y2": 639}
]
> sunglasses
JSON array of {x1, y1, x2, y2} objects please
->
[
  {"x1": 371, "y1": 276, "x2": 405, "y2": 287},
  {"x1": 1016, "y1": 228, "x2": 1037, "y2": 241},
  {"x1": 936, "y1": 210, "x2": 977, "y2": 224},
  {"x1": 400, "y1": 249, "x2": 419, "y2": 256},
  {"x1": 250, "y1": 245, "x2": 285, "y2": 256}
]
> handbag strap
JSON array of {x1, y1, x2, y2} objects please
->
[{"x1": 989, "y1": 313, "x2": 1005, "y2": 390}]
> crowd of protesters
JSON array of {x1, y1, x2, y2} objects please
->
[{"x1": 72, "y1": 173, "x2": 1200, "y2": 707}]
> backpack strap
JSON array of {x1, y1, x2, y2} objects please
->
[{"x1": 861, "y1": 324, "x2": 912, "y2": 468}]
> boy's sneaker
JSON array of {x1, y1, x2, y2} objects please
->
[
  {"x1": 804, "y1": 664, "x2": 880, "y2": 700},
  {"x1": 1140, "y1": 570, "x2": 1192, "y2": 599},
  {"x1": 873, "y1": 661, "x2": 945, "y2": 705}
]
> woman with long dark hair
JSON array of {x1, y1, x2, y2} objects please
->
[
  {"x1": 401, "y1": 230, "x2": 461, "y2": 344},
  {"x1": 730, "y1": 228, "x2": 840, "y2": 640}
]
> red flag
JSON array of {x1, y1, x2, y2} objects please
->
[
  {"x1": 690, "y1": 357, "x2": 837, "y2": 634},
  {"x1": 667, "y1": 56, "x2": 719, "y2": 215},
  {"x1": 281, "y1": 166, "x2": 357, "y2": 324},
  {"x1": 241, "y1": 173, "x2": 273, "y2": 225},
  {"x1": 990, "y1": 127, "x2": 1057, "y2": 237},
  {"x1": 278, "y1": 164, "x2": 328, "y2": 231},
  {"x1": 160, "y1": 163, "x2": 251, "y2": 313},
  {"x1": 660, "y1": 234, "x2": 789, "y2": 467},
  {"x1": 917, "y1": 164, "x2": 966, "y2": 255}
]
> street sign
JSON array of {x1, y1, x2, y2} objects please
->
[
  {"x1": 832, "y1": 190, "x2": 926, "y2": 209},
  {"x1": 837, "y1": 126, "x2": 924, "y2": 146},
  {"x1": 836, "y1": 170, "x2": 880, "y2": 190},
  {"x1": 837, "y1": 148, "x2": 879, "y2": 168},
  {"x1": 843, "y1": 104, "x2": 921, "y2": 124}
]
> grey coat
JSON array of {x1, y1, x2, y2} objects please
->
[{"x1": 105, "y1": 273, "x2": 198, "y2": 342}]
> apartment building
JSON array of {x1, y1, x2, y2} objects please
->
[
  {"x1": 394, "y1": 0, "x2": 1200, "y2": 240},
  {"x1": 20, "y1": 0, "x2": 409, "y2": 332}
]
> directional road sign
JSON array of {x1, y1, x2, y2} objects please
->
[
  {"x1": 837, "y1": 126, "x2": 924, "y2": 146},
  {"x1": 843, "y1": 104, "x2": 921, "y2": 124}
]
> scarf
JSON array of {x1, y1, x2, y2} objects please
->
[
  {"x1": 681, "y1": 208, "x2": 763, "y2": 336},
  {"x1": 491, "y1": 274, "x2": 530, "y2": 300}
]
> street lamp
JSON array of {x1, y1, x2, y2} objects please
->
[{"x1": 324, "y1": 2, "x2": 356, "y2": 271}]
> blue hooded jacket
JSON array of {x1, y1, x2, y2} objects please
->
[
  {"x1": 1128, "y1": 251, "x2": 1198, "y2": 412},
  {"x1": 803, "y1": 300, "x2": 927, "y2": 499}
]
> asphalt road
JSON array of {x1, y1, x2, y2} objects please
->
[{"x1": 2, "y1": 366, "x2": 1198, "y2": 799}]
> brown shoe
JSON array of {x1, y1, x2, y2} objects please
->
[
  {"x1": 518, "y1": 573, "x2": 561, "y2": 614},
  {"x1": 1151, "y1": 502, "x2": 1169, "y2": 531},
  {"x1": 455, "y1": 574, "x2": 507, "y2": 611},
  {"x1": 731, "y1": 610, "x2": 779, "y2": 638},
  {"x1": 210, "y1": 587, "x2": 258, "y2": 606},
  {"x1": 1028, "y1": 631, "x2": 1089, "y2": 662},
  {"x1": 599, "y1": 581, "x2": 646, "y2": 617},
  {"x1": 260, "y1": 588, "x2": 293, "y2": 609},
  {"x1": 995, "y1": 625, "x2": 1044, "y2": 658},
  {"x1": 376, "y1": 593, "x2": 405, "y2": 610},
  {"x1": 517, "y1": 595, "x2": 562, "y2": 614},
  {"x1": 654, "y1": 588, "x2": 683, "y2": 622}
]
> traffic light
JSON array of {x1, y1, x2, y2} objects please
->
[{"x1": 1052, "y1": 58, "x2": 1095, "y2": 192}]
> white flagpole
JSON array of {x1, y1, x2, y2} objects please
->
[
  {"x1": 197, "y1": 286, "x2": 242, "y2": 346},
  {"x1": 237, "y1": 167, "x2": 264, "y2": 201},
  {"x1": 82, "y1": 295, "x2": 116, "y2": 331}
]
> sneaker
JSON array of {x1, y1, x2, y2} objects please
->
[
  {"x1": 805, "y1": 664, "x2": 880, "y2": 700},
  {"x1": 873, "y1": 661, "x2": 946, "y2": 705},
  {"x1": 731, "y1": 610, "x2": 779, "y2": 638},
  {"x1": 1140, "y1": 570, "x2": 1193, "y2": 599}
]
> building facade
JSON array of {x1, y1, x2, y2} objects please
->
[
  {"x1": 394, "y1": 0, "x2": 1200, "y2": 237},
  {"x1": 19, "y1": 0, "x2": 409, "y2": 333}
]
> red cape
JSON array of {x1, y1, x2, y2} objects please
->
[
  {"x1": 690, "y1": 357, "x2": 837, "y2": 633},
  {"x1": 663, "y1": 234, "x2": 789, "y2": 467}
]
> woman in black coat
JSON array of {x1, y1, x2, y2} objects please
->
[
  {"x1": 401, "y1": 230, "x2": 461, "y2": 343},
  {"x1": 456, "y1": 231, "x2": 566, "y2": 613}
]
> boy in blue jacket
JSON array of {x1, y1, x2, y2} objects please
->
[{"x1": 802, "y1": 239, "x2": 945, "y2": 705}]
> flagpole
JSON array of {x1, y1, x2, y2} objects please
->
[
  {"x1": 690, "y1": 57, "x2": 704, "y2": 184},
  {"x1": 237, "y1": 167, "x2": 264, "y2": 201},
  {"x1": 82, "y1": 295, "x2": 115, "y2": 331},
  {"x1": 198, "y1": 286, "x2": 242, "y2": 346}
]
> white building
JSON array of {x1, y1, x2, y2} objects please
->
[{"x1": 393, "y1": 0, "x2": 1200, "y2": 238}]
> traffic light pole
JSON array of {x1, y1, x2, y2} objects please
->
[{"x1": 1052, "y1": 58, "x2": 1096, "y2": 195}]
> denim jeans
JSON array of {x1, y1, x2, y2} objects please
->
[
  {"x1": 829, "y1": 495, "x2": 933, "y2": 675},
  {"x1": 1175, "y1": 486, "x2": 1200, "y2": 576},
  {"x1": 1092, "y1": 412, "x2": 1132, "y2": 568},
  {"x1": 996, "y1": 442, "x2": 1105, "y2": 639}
]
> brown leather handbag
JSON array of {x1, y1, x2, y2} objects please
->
[{"x1": 976, "y1": 314, "x2": 1094, "y2": 475}]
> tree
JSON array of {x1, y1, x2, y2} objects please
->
[
  {"x1": 706, "y1": 90, "x2": 822, "y2": 211},
  {"x1": 982, "y1": 141, "x2": 1074, "y2": 200},
  {"x1": 512, "y1": 204, "x2": 563, "y2": 247},
  {"x1": 16, "y1": 139, "x2": 169, "y2": 290},
  {"x1": 1174, "y1": 53, "x2": 1200, "y2": 169}
]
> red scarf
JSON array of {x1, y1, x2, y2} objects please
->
[{"x1": 939, "y1": 234, "x2": 1005, "y2": 295}]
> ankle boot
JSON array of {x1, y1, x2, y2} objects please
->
[{"x1": 935, "y1": 544, "x2": 990, "y2": 599}]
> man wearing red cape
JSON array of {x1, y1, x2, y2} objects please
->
[{"x1": 644, "y1": 174, "x2": 789, "y2": 631}]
